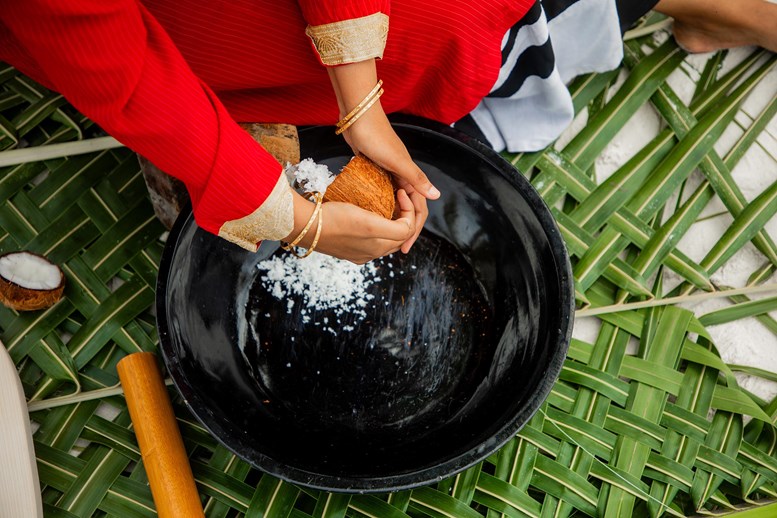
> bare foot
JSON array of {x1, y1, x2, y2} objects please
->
[
  {"x1": 672, "y1": 19, "x2": 756, "y2": 53},
  {"x1": 655, "y1": 0, "x2": 777, "y2": 54}
]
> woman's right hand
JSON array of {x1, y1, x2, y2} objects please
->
[
  {"x1": 325, "y1": 59, "x2": 440, "y2": 255},
  {"x1": 284, "y1": 189, "x2": 417, "y2": 264}
]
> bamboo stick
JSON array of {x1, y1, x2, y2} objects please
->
[{"x1": 117, "y1": 352, "x2": 204, "y2": 518}]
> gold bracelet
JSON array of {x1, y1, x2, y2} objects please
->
[
  {"x1": 291, "y1": 202, "x2": 323, "y2": 258},
  {"x1": 281, "y1": 192, "x2": 323, "y2": 251},
  {"x1": 336, "y1": 80, "x2": 383, "y2": 129},
  {"x1": 334, "y1": 88, "x2": 384, "y2": 135}
]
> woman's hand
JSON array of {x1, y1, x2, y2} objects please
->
[
  {"x1": 327, "y1": 59, "x2": 440, "y2": 253},
  {"x1": 341, "y1": 104, "x2": 437, "y2": 253},
  {"x1": 284, "y1": 189, "x2": 417, "y2": 264}
]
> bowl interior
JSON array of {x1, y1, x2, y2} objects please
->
[{"x1": 158, "y1": 120, "x2": 573, "y2": 492}]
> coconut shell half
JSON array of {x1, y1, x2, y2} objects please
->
[
  {"x1": 0, "y1": 252, "x2": 65, "y2": 311},
  {"x1": 323, "y1": 155, "x2": 395, "y2": 219}
]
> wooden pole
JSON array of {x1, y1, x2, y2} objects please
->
[{"x1": 117, "y1": 352, "x2": 204, "y2": 518}]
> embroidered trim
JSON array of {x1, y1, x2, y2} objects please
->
[
  {"x1": 305, "y1": 13, "x2": 389, "y2": 66},
  {"x1": 218, "y1": 173, "x2": 294, "y2": 252}
]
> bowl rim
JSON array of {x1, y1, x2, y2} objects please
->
[{"x1": 156, "y1": 116, "x2": 575, "y2": 493}]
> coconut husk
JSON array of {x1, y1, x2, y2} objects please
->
[
  {"x1": 140, "y1": 123, "x2": 301, "y2": 230},
  {"x1": 239, "y1": 123, "x2": 300, "y2": 166},
  {"x1": 323, "y1": 155, "x2": 395, "y2": 219}
]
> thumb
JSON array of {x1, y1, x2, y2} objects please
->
[{"x1": 392, "y1": 158, "x2": 440, "y2": 200}]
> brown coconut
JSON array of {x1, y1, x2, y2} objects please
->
[
  {"x1": 323, "y1": 155, "x2": 395, "y2": 219},
  {"x1": 0, "y1": 252, "x2": 65, "y2": 311}
]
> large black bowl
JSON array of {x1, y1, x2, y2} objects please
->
[{"x1": 157, "y1": 118, "x2": 573, "y2": 493}]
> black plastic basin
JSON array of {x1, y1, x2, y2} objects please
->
[{"x1": 157, "y1": 118, "x2": 574, "y2": 493}]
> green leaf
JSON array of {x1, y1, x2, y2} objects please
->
[
  {"x1": 408, "y1": 486, "x2": 482, "y2": 518},
  {"x1": 348, "y1": 495, "x2": 410, "y2": 518},
  {"x1": 621, "y1": 181, "x2": 714, "y2": 303},
  {"x1": 691, "y1": 50, "x2": 726, "y2": 103},
  {"x1": 541, "y1": 152, "x2": 711, "y2": 292},
  {"x1": 691, "y1": 412, "x2": 743, "y2": 508},
  {"x1": 603, "y1": 307, "x2": 692, "y2": 517},
  {"x1": 530, "y1": 455, "x2": 598, "y2": 516},
  {"x1": 553, "y1": 209, "x2": 654, "y2": 297},
  {"x1": 568, "y1": 71, "x2": 620, "y2": 115},
  {"x1": 475, "y1": 473, "x2": 541, "y2": 518},
  {"x1": 450, "y1": 462, "x2": 481, "y2": 504},
  {"x1": 712, "y1": 386, "x2": 772, "y2": 423},
  {"x1": 67, "y1": 278, "x2": 153, "y2": 370},
  {"x1": 27, "y1": 333, "x2": 80, "y2": 399},
  {"x1": 559, "y1": 360, "x2": 630, "y2": 405},
  {"x1": 0, "y1": 111, "x2": 18, "y2": 146},
  {"x1": 704, "y1": 502, "x2": 777, "y2": 517},
  {"x1": 543, "y1": 407, "x2": 616, "y2": 460},
  {"x1": 575, "y1": 70, "x2": 754, "y2": 292},
  {"x1": 699, "y1": 295, "x2": 777, "y2": 327},
  {"x1": 563, "y1": 40, "x2": 685, "y2": 169},
  {"x1": 724, "y1": 90, "x2": 777, "y2": 169},
  {"x1": 81, "y1": 415, "x2": 140, "y2": 461},
  {"x1": 192, "y1": 461, "x2": 252, "y2": 513},
  {"x1": 100, "y1": 476, "x2": 156, "y2": 517},
  {"x1": 619, "y1": 356, "x2": 683, "y2": 396},
  {"x1": 390, "y1": 492, "x2": 416, "y2": 515},
  {"x1": 35, "y1": 401, "x2": 99, "y2": 452},
  {"x1": 245, "y1": 475, "x2": 300, "y2": 518},
  {"x1": 701, "y1": 180, "x2": 777, "y2": 273},
  {"x1": 11, "y1": 93, "x2": 68, "y2": 137},
  {"x1": 312, "y1": 493, "x2": 351, "y2": 518},
  {"x1": 55, "y1": 449, "x2": 130, "y2": 517}
]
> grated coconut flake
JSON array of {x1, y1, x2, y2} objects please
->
[
  {"x1": 258, "y1": 252, "x2": 381, "y2": 332},
  {"x1": 285, "y1": 158, "x2": 335, "y2": 193}
]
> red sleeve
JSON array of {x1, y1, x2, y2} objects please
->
[
  {"x1": 1, "y1": 0, "x2": 282, "y2": 240},
  {"x1": 296, "y1": 0, "x2": 390, "y2": 26}
]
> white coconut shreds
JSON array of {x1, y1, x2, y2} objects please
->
[
  {"x1": 257, "y1": 252, "x2": 380, "y2": 332},
  {"x1": 285, "y1": 158, "x2": 335, "y2": 194}
]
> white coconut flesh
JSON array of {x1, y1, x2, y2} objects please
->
[{"x1": 0, "y1": 252, "x2": 62, "y2": 290}]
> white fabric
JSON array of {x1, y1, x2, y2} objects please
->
[
  {"x1": 471, "y1": 0, "x2": 624, "y2": 152},
  {"x1": 492, "y1": 13, "x2": 551, "y2": 92}
]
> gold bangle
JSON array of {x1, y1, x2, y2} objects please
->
[
  {"x1": 291, "y1": 202, "x2": 323, "y2": 258},
  {"x1": 334, "y1": 88, "x2": 383, "y2": 135},
  {"x1": 336, "y1": 80, "x2": 383, "y2": 129},
  {"x1": 281, "y1": 192, "x2": 323, "y2": 251}
]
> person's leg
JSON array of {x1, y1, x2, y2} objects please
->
[{"x1": 654, "y1": 0, "x2": 777, "y2": 53}]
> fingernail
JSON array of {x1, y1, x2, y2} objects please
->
[{"x1": 428, "y1": 186, "x2": 441, "y2": 198}]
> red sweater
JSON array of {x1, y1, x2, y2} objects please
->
[{"x1": 1, "y1": 0, "x2": 532, "y2": 242}]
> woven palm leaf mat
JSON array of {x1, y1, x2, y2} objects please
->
[{"x1": 3, "y1": 31, "x2": 777, "y2": 518}]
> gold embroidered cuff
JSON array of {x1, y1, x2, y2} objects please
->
[
  {"x1": 305, "y1": 12, "x2": 389, "y2": 66},
  {"x1": 218, "y1": 173, "x2": 294, "y2": 252}
]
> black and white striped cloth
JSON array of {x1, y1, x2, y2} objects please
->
[{"x1": 457, "y1": 0, "x2": 656, "y2": 152}]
